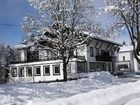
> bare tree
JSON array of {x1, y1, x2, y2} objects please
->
[
  {"x1": 0, "y1": 44, "x2": 19, "y2": 83},
  {"x1": 105, "y1": 0, "x2": 140, "y2": 63},
  {"x1": 22, "y1": 0, "x2": 97, "y2": 81}
]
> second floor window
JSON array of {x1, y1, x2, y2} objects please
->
[
  {"x1": 123, "y1": 56, "x2": 125, "y2": 61},
  {"x1": 96, "y1": 48, "x2": 99, "y2": 55},
  {"x1": 90, "y1": 47, "x2": 94, "y2": 57}
]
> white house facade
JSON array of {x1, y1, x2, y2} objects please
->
[
  {"x1": 9, "y1": 36, "x2": 121, "y2": 83},
  {"x1": 117, "y1": 45, "x2": 140, "y2": 72}
]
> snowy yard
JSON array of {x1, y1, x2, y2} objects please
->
[{"x1": 0, "y1": 72, "x2": 139, "y2": 105}]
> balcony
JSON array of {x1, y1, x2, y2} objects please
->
[{"x1": 96, "y1": 52, "x2": 116, "y2": 62}]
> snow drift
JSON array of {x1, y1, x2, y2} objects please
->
[
  {"x1": 0, "y1": 72, "x2": 133, "y2": 105},
  {"x1": 27, "y1": 80, "x2": 140, "y2": 105}
]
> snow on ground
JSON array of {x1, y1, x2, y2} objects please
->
[
  {"x1": 0, "y1": 72, "x2": 137, "y2": 105},
  {"x1": 125, "y1": 97, "x2": 140, "y2": 105},
  {"x1": 28, "y1": 80, "x2": 140, "y2": 105}
]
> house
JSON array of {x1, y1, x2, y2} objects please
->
[
  {"x1": 117, "y1": 44, "x2": 140, "y2": 72},
  {"x1": 9, "y1": 34, "x2": 121, "y2": 83}
]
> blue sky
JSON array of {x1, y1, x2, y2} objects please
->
[
  {"x1": 0, "y1": 0, "x2": 36, "y2": 46},
  {"x1": 0, "y1": 0, "x2": 130, "y2": 46}
]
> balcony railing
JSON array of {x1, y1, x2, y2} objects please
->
[
  {"x1": 96, "y1": 52, "x2": 117, "y2": 62},
  {"x1": 96, "y1": 55, "x2": 112, "y2": 61}
]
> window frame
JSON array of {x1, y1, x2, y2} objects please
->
[
  {"x1": 96, "y1": 48, "x2": 100, "y2": 55},
  {"x1": 11, "y1": 67, "x2": 17, "y2": 77},
  {"x1": 43, "y1": 65, "x2": 50, "y2": 76},
  {"x1": 90, "y1": 47, "x2": 94, "y2": 57},
  {"x1": 34, "y1": 66, "x2": 41, "y2": 76},
  {"x1": 53, "y1": 65, "x2": 60, "y2": 75},
  {"x1": 123, "y1": 56, "x2": 125, "y2": 61},
  {"x1": 18, "y1": 67, "x2": 24, "y2": 77},
  {"x1": 89, "y1": 62, "x2": 96, "y2": 72},
  {"x1": 26, "y1": 67, "x2": 32, "y2": 76}
]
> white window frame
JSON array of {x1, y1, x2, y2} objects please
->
[
  {"x1": 26, "y1": 67, "x2": 32, "y2": 76},
  {"x1": 11, "y1": 67, "x2": 17, "y2": 77},
  {"x1": 34, "y1": 66, "x2": 41, "y2": 76},
  {"x1": 53, "y1": 65, "x2": 60, "y2": 75},
  {"x1": 43, "y1": 65, "x2": 50, "y2": 76},
  {"x1": 18, "y1": 67, "x2": 24, "y2": 77}
]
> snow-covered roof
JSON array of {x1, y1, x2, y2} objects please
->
[
  {"x1": 119, "y1": 45, "x2": 133, "y2": 52},
  {"x1": 15, "y1": 31, "x2": 121, "y2": 49},
  {"x1": 14, "y1": 42, "x2": 34, "y2": 49},
  {"x1": 83, "y1": 31, "x2": 122, "y2": 46}
]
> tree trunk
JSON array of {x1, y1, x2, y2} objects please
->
[
  {"x1": 63, "y1": 57, "x2": 67, "y2": 81},
  {"x1": 134, "y1": 50, "x2": 140, "y2": 64}
]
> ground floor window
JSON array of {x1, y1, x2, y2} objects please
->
[
  {"x1": 11, "y1": 67, "x2": 17, "y2": 77},
  {"x1": 77, "y1": 62, "x2": 86, "y2": 73},
  {"x1": 89, "y1": 62, "x2": 111, "y2": 72},
  {"x1": 118, "y1": 64, "x2": 128, "y2": 71},
  {"x1": 18, "y1": 67, "x2": 24, "y2": 77},
  {"x1": 34, "y1": 66, "x2": 41, "y2": 76},
  {"x1": 53, "y1": 65, "x2": 60, "y2": 75},
  {"x1": 43, "y1": 65, "x2": 50, "y2": 76},
  {"x1": 26, "y1": 67, "x2": 32, "y2": 76},
  {"x1": 89, "y1": 62, "x2": 96, "y2": 72}
]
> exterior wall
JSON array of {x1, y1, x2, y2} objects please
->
[
  {"x1": 85, "y1": 39, "x2": 116, "y2": 72},
  {"x1": 117, "y1": 51, "x2": 132, "y2": 72},
  {"x1": 76, "y1": 44, "x2": 86, "y2": 57},
  {"x1": 11, "y1": 37, "x2": 120, "y2": 83},
  {"x1": 9, "y1": 60, "x2": 64, "y2": 83},
  {"x1": 118, "y1": 52, "x2": 131, "y2": 61},
  {"x1": 117, "y1": 49, "x2": 140, "y2": 72},
  {"x1": 20, "y1": 49, "x2": 27, "y2": 61}
]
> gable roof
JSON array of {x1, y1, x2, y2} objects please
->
[
  {"x1": 119, "y1": 45, "x2": 133, "y2": 52},
  {"x1": 83, "y1": 31, "x2": 122, "y2": 46}
]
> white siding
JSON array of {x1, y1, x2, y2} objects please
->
[
  {"x1": 10, "y1": 60, "x2": 64, "y2": 83},
  {"x1": 118, "y1": 52, "x2": 131, "y2": 61}
]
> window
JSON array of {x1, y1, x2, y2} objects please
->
[
  {"x1": 118, "y1": 64, "x2": 128, "y2": 69},
  {"x1": 90, "y1": 47, "x2": 94, "y2": 57},
  {"x1": 96, "y1": 48, "x2": 99, "y2": 55},
  {"x1": 26, "y1": 67, "x2": 32, "y2": 76},
  {"x1": 11, "y1": 67, "x2": 17, "y2": 77},
  {"x1": 123, "y1": 56, "x2": 125, "y2": 61},
  {"x1": 43, "y1": 66, "x2": 50, "y2": 76},
  {"x1": 53, "y1": 65, "x2": 60, "y2": 75},
  {"x1": 89, "y1": 62, "x2": 96, "y2": 72},
  {"x1": 35, "y1": 66, "x2": 41, "y2": 76},
  {"x1": 18, "y1": 67, "x2": 24, "y2": 77}
]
